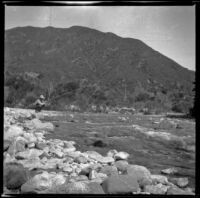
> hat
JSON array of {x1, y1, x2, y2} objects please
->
[{"x1": 39, "y1": 95, "x2": 45, "y2": 99}]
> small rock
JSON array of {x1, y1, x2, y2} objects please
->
[
  {"x1": 100, "y1": 165, "x2": 118, "y2": 176},
  {"x1": 23, "y1": 133, "x2": 37, "y2": 143},
  {"x1": 114, "y1": 151, "x2": 130, "y2": 161},
  {"x1": 151, "y1": 174, "x2": 169, "y2": 185},
  {"x1": 161, "y1": 167, "x2": 178, "y2": 175},
  {"x1": 4, "y1": 140, "x2": 11, "y2": 151},
  {"x1": 73, "y1": 175, "x2": 89, "y2": 182},
  {"x1": 144, "y1": 183, "x2": 169, "y2": 194},
  {"x1": 27, "y1": 142, "x2": 35, "y2": 148},
  {"x1": 168, "y1": 177, "x2": 189, "y2": 188},
  {"x1": 102, "y1": 175, "x2": 140, "y2": 194},
  {"x1": 63, "y1": 166, "x2": 73, "y2": 173},
  {"x1": 107, "y1": 150, "x2": 118, "y2": 158},
  {"x1": 74, "y1": 156, "x2": 88, "y2": 164}
]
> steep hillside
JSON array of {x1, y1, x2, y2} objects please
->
[{"x1": 4, "y1": 26, "x2": 195, "y2": 112}]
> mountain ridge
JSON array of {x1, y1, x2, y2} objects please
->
[{"x1": 4, "y1": 26, "x2": 195, "y2": 112}]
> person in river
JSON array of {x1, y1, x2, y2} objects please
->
[{"x1": 33, "y1": 95, "x2": 47, "y2": 113}]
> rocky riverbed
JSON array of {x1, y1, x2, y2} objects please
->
[{"x1": 3, "y1": 107, "x2": 195, "y2": 195}]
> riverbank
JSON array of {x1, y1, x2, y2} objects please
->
[{"x1": 3, "y1": 107, "x2": 195, "y2": 194}]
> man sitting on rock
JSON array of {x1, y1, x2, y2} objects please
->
[{"x1": 33, "y1": 95, "x2": 47, "y2": 113}]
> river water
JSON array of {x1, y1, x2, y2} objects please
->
[{"x1": 43, "y1": 112, "x2": 195, "y2": 189}]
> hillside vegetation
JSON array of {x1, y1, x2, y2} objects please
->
[{"x1": 4, "y1": 26, "x2": 195, "y2": 114}]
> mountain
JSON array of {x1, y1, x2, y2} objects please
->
[{"x1": 4, "y1": 26, "x2": 195, "y2": 112}]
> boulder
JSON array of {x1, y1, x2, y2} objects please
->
[
  {"x1": 65, "y1": 182, "x2": 91, "y2": 194},
  {"x1": 23, "y1": 133, "x2": 37, "y2": 143},
  {"x1": 15, "y1": 137, "x2": 27, "y2": 153},
  {"x1": 167, "y1": 186, "x2": 194, "y2": 195},
  {"x1": 85, "y1": 151, "x2": 114, "y2": 164},
  {"x1": 87, "y1": 182, "x2": 105, "y2": 194},
  {"x1": 35, "y1": 142, "x2": 47, "y2": 150},
  {"x1": 102, "y1": 175, "x2": 140, "y2": 194},
  {"x1": 114, "y1": 151, "x2": 130, "y2": 161},
  {"x1": 151, "y1": 174, "x2": 169, "y2": 185},
  {"x1": 74, "y1": 156, "x2": 88, "y2": 164},
  {"x1": 4, "y1": 162, "x2": 30, "y2": 190},
  {"x1": 126, "y1": 165, "x2": 152, "y2": 187},
  {"x1": 144, "y1": 183, "x2": 169, "y2": 194},
  {"x1": 21, "y1": 172, "x2": 67, "y2": 194},
  {"x1": 27, "y1": 142, "x2": 35, "y2": 148},
  {"x1": 99, "y1": 165, "x2": 118, "y2": 176},
  {"x1": 4, "y1": 125, "x2": 24, "y2": 141},
  {"x1": 161, "y1": 167, "x2": 178, "y2": 175},
  {"x1": 107, "y1": 150, "x2": 118, "y2": 158},
  {"x1": 4, "y1": 140, "x2": 11, "y2": 151},
  {"x1": 168, "y1": 177, "x2": 189, "y2": 188},
  {"x1": 114, "y1": 160, "x2": 129, "y2": 173},
  {"x1": 24, "y1": 118, "x2": 54, "y2": 132},
  {"x1": 15, "y1": 149, "x2": 44, "y2": 160}
]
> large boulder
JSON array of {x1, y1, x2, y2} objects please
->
[
  {"x1": 4, "y1": 162, "x2": 30, "y2": 190},
  {"x1": 101, "y1": 175, "x2": 140, "y2": 194},
  {"x1": 126, "y1": 165, "x2": 152, "y2": 187},
  {"x1": 21, "y1": 172, "x2": 66, "y2": 193},
  {"x1": 15, "y1": 136, "x2": 27, "y2": 153},
  {"x1": 4, "y1": 125, "x2": 24, "y2": 141},
  {"x1": 24, "y1": 118, "x2": 54, "y2": 132}
]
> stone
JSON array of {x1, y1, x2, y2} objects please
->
[
  {"x1": 73, "y1": 175, "x2": 89, "y2": 182},
  {"x1": 85, "y1": 151, "x2": 114, "y2": 164},
  {"x1": 4, "y1": 162, "x2": 30, "y2": 190},
  {"x1": 107, "y1": 150, "x2": 118, "y2": 158},
  {"x1": 21, "y1": 171, "x2": 67, "y2": 194},
  {"x1": 63, "y1": 166, "x2": 73, "y2": 173},
  {"x1": 15, "y1": 137, "x2": 27, "y2": 153},
  {"x1": 167, "y1": 186, "x2": 194, "y2": 195},
  {"x1": 114, "y1": 160, "x2": 129, "y2": 173},
  {"x1": 127, "y1": 165, "x2": 152, "y2": 187},
  {"x1": 27, "y1": 142, "x2": 35, "y2": 148},
  {"x1": 63, "y1": 147, "x2": 76, "y2": 153},
  {"x1": 50, "y1": 148, "x2": 64, "y2": 158},
  {"x1": 4, "y1": 140, "x2": 11, "y2": 151},
  {"x1": 24, "y1": 118, "x2": 54, "y2": 132},
  {"x1": 102, "y1": 175, "x2": 140, "y2": 194},
  {"x1": 4, "y1": 125, "x2": 24, "y2": 141},
  {"x1": 74, "y1": 156, "x2": 88, "y2": 164},
  {"x1": 151, "y1": 174, "x2": 169, "y2": 185},
  {"x1": 87, "y1": 182, "x2": 105, "y2": 194},
  {"x1": 161, "y1": 167, "x2": 178, "y2": 175},
  {"x1": 168, "y1": 177, "x2": 189, "y2": 188},
  {"x1": 15, "y1": 149, "x2": 44, "y2": 160},
  {"x1": 100, "y1": 165, "x2": 118, "y2": 176},
  {"x1": 65, "y1": 182, "x2": 90, "y2": 194},
  {"x1": 114, "y1": 151, "x2": 130, "y2": 161},
  {"x1": 23, "y1": 133, "x2": 37, "y2": 143},
  {"x1": 144, "y1": 183, "x2": 169, "y2": 194}
]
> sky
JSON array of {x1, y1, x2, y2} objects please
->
[{"x1": 5, "y1": 5, "x2": 195, "y2": 71}]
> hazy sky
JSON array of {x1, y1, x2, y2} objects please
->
[{"x1": 5, "y1": 5, "x2": 195, "y2": 71}]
